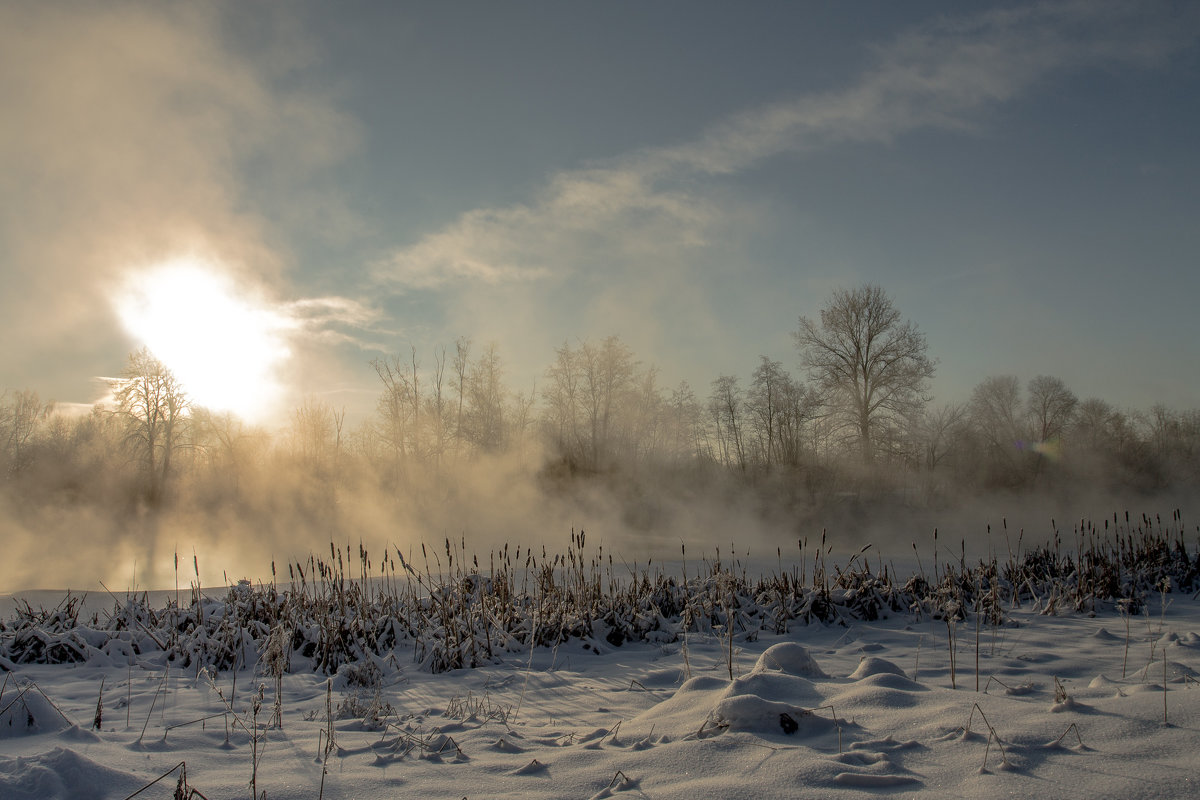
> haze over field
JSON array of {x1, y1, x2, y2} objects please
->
[
  {"x1": 1, "y1": 1, "x2": 1199, "y2": 591},
  {"x1": 3, "y1": 8, "x2": 1200, "y2": 799}
]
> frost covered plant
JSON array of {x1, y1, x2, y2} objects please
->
[
  {"x1": 445, "y1": 689, "x2": 513, "y2": 725},
  {"x1": 334, "y1": 659, "x2": 395, "y2": 729},
  {"x1": 260, "y1": 624, "x2": 291, "y2": 729},
  {"x1": 943, "y1": 600, "x2": 961, "y2": 690},
  {"x1": 3, "y1": 515, "x2": 1198, "y2": 678}
]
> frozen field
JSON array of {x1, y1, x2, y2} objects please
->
[{"x1": 2, "y1": 530, "x2": 1198, "y2": 799}]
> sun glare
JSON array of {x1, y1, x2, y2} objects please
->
[{"x1": 114, "y1": 258, "x2": 291, "y2": 422}]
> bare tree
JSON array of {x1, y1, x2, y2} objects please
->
[
  {"x1": 746, "y1": 357, "x2": 786, "y2": 468},
  {"x1": 968, "y1": 375, "x2": 1027, "y2": 486},
  {"x1": 919, "y1": 402, "x2": 969, "y2": 472},
  {"x1": 0, "y1": 389, "x2": 50, "y2": 477},
  {"x1": 464, "y1": 343, "x2": 506, "y2": 452},
  {"x1": 371, "y1": 354, "x2": 414, "y2": 480},
  {"x1": 110, "y1": 348, "x2": 190, "y2": 505},
  {"x1": 1026, "y1": 375, "x2": 1078, "y2": 444},
  {"x1": 453, "y1": 336, "x2": 471, "y2": 456},
  {"x1": 709, "y1": 375, "x2": 747, "y2": 472},
  {"x1": 427, "y1": 345, "x2": 449, "y2": 465},
  {"x1": 1024, "y1": 374, "x2": 1077, "y2": 483},
  {"x1": 579, "y1": 336, "x2": 637, "y2": 469},
  {"x1": 774, "y1": 377, "x2": 818, "y2": 468},
  {"x1": 1073, "y1": 397, "x2": 1123, "y2": 450},
  {"x1": 543, "y1": 340, "x2": 585, "y2": 466},
  {"x1": 289, "y1": 397, "x2": 337, "y2": 474},
  {"x1": 794, "y1": 285, "x2": 934, "y2": 463},
  {"x1": 666, "y1": 381, "x2": 704, "y2": 466}
]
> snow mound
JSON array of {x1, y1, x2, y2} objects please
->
[
  {"x1": 752, "y1": 642, "x2": 826, "y2": 677},
  {"x1": 1129, "y1": 660, "x2": 1199, "y2": 684},
  {"x1": 710, "y1": 694, "x2": 839, "y2": 737},
  {"x1": 707, "y1": 656, "x2": 836, "y2": 736},
  {"x1": 0, "y1": 688, "x2": 71, "y2": 739},
  {"x1": 0, "y1": 747, "x2": 142, "y2": 800},
  {"x1": 629, "y1": 651, "x2": 828, "y2": 740},
  {"x1": 849, "y1": 656, "x2": 907, "y2": 680},
  {"x1": 676, "y1": 676, "x2": 726, "y2": 693},
  {"x1": 852, "y1": 672, "x2": 927, "y2": 692},
  {"x1": 832, "y1": 682, "x2": 922, "y2": 711},
  {"x1": 720, "y1": 671, "x2": 821, "y2": 706}
]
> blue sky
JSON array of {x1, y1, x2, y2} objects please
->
[{"x1": 2, "y1": 0, "x2": 1198, "y2": 423}]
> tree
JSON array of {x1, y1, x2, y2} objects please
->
[
  {"x1": 0, "y1": 389, "x2": 50, "y2": 478},
  {"x1": 665, "y1": 381, "x2": 704, "y2": 466},
  {"x1": 1025, "y1": 374, "x2": 1077, "y2": 483},
  {"x1": 543, "y1": 340, "x2": 585, "y2": 466},
  {"x1": 1026, "y1": 375, "x2": 1077, "y2": 444},
  {"x1": 463, "y1": 343, "x2": 506, "y2": 452},
  {"x1": 794, "y1": 285, "x2": 934, "y2": 463},
  {"x1": 110, "y1": 348, "x2": 190, "y2": 505},
  {"x1": 579, "y1": 336, "x2": 637, "y2": 469},
  {"x1": 968, "y1": 375, "x2": 1027, "y2": 487},
  {"x1": 919, "y1": 401, "x2": 969, "y2": 472},
  {"x1": 746, "y1": 357, "x2": 787, "y2": 468},
  {"x1": 289, "y1": 397, "x2": 343, "y2": 476},
  {"x1": 452, "y1": 336, "x2": 471, "y2": 456},
  {"x1": 708, "y1": 375, "x2": 747, "y2": 472}
]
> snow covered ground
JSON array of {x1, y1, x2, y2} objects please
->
[{"x1": 2, "y1": 576, "x2": 1198, "y2": 799}]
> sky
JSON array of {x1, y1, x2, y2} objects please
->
[{"x1": 2, "y1": 0, "x2": 1198, "y2": 426}]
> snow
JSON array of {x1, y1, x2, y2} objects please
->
[{"x1": 1, "y1": 585, "x2": 1199, "y2": 799}]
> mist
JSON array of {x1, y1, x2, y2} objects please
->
[
  {"x1": 2, "y1": 331, "x2": 1197, "y2": 594},
  {"x1": 1, "y1": 4, "x2": 1198, "y2": 594}
]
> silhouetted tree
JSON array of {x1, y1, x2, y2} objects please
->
[
  {"x1": 709, "y1": 375, "x2": 747, "y2": 472},
  {"x1": 794, "y1": 285, "x2": 934, "y2": 463},
  {"x1": 1026, "y1": 375, "x2": 1078, "y2": 444},
  {"x1": 110, "y1": 348, "x2": 189, "y2": 505},
  {"x1": 746, "y1": 357, "x2": 787, "y2": 468}
]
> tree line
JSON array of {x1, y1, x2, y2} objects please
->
[{"x1": 2, "y1": 285, "x2": 1198, "y2": 519}]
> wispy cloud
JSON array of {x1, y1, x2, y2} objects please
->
[
  {"x1": 376, "y1": 165, "x2": 719, "y2": 290},
  {"x1": 376, "y1": 0, "x2": 1197, "y2": 292},
  {"x1": 284, "y1": 296, "x2": 392, "y2": 352}
]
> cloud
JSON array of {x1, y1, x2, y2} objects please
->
[
  {"x1": 376, "y1": 0, "x2": 1197, "y2": 295},
  {"x1": 284, "y1": 296, "x2": 391, "y2": 352},
  {"x1": 375, "y1": 165, "x2": 719, "y2": 291},
  {"x1": 0, "y1": 1, "x2": 358, "y2": 404}
]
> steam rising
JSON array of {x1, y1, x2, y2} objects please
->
[
  {"x1": 1, "y1": 3, "x2": 1197, "y2": 593},
  {"x1": 0, "y1": 2, "x2": 359, "y2": 408}
]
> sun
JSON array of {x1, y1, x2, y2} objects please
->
[{"x1": 113, "y1": 258, "x2": 291, "y2": 422}]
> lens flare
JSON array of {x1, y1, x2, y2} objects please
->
[
  {"x1": 1015, "y1": 438, "x2": 1063, "y2": 462},
  {"x1": 113, "y1": 257, "x2": 291, "y2": 422}
]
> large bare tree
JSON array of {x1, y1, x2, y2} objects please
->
[
  {"x1": 794, "y1": 285, "x2": 934, "y2": 463},
  {"x1": 1026, "y1": 374, "x2": 1078, "y2": 443},
  {"x1": 110, "y1": 347, "x2": 190, "y2": 505}
]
